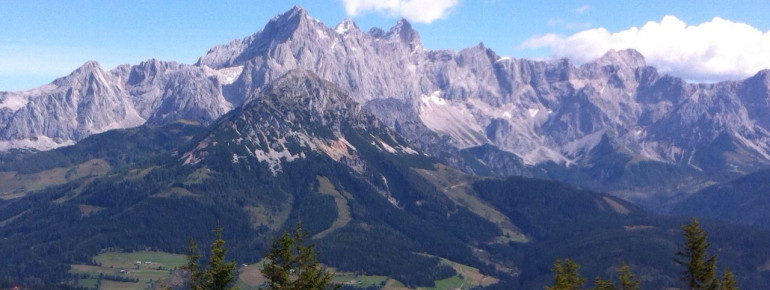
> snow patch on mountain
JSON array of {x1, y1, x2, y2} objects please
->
[{"x1": 215, "y1": 65, "x2": 244, "y2": 85}]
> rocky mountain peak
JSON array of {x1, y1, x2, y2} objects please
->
[
  {"x1": 272, "y1": 5, "x2": 311, "y2": 25},
  {"x1": 197, "y1": 6, "x2": 327, "y2": 68},
  {"x1": 757, "y1": 69, "x2": 770, "y2": 84},
  {"x1": 264, "y1": 70, "x2": 361, "y2": 122},
  {"x1": 594, "y1": 49, "x2": 646, "y2": 69},
  {"x1": 264, "y1": 5, "x2": 317, "y2": 37},
  {"x1": 386, "y1": 18, "x2": 422, "y2": 50},
  {"x1": 128, "y1": 58, "x2": 180, "y2": 85},
  {"x1": 335, "y1": 18, "x2": 360, "y2": 35},
  {"x1": 53, "y1": 61, "x2": 106, "y2": 86}
]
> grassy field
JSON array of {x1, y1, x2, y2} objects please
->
[
  {"x1": 333, "y1": 273, "x2": 390, "y2": 288},
  {"x1": 70, "y1": 251, "x2": 187, "y2": 290},
  {"x1": 414, "y1": 164, "x2": 529, "y2": 243},
  {"x1": 183, "y1": 166, "x2": 213, "y2": 185},
  {"x1": 70, "y1": 248, "x2": 498, "y2": 289},
  {"x1": 152, "y1": 187, "x2": 199, "y2": 198},
  {"x1": 234, "y1": 261, "x2": 266, "y2": 289},
  {"x1": 312, "y1": 176, "x2": 352, "y2": 239},
  {"x1": 0, "y1": 158, "x2": 111, "y2": 200}
]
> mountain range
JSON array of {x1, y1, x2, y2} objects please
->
[
  {"x1": 2, "y1": 6, "x2": 770, "y2": 288},
  {"x1": 4, "y1": 7, "x2": 770, "y2": 209}
]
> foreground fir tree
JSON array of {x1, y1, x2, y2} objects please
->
[
  {"x1": 262, "y1": 221, "x2": 339, "y2": 290},
  {"x1": 591, "y1": 277, "x2": 615, "y2": 290},
  {"x1": 617, "y1": 261, "x2": 640, "y2": 290},
  {"x1": 202, "y1": 225, "x2": 238, "y2": 289},
  {"x1": 546, "y1": 258, "x2": 586, "y2": 290},
  {"x1": 589, "y1": 261, "x2": 640, "y2": 290},
  {"x1": 675, "y1": 218, "x2": 718, "y2": 290},
  {"x1": 720, "y1": 268, "x2": 738, "y2": 290},
  {"x1": 183, "y1": 224, "x2": 239, "y2": 290},
  {"x1": 183, "y1": 238, "x2": 204, "y2": 289}
]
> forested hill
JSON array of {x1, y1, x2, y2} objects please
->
[{"x1": 673, "y1": 168, "x2": 770, "y2": 230}]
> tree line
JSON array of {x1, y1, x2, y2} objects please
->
[
  {"x1": 173, "y1": 221, "x2": 338, "y2": 290},
  {"x1": 546, "y1": 218, "x2": 738, "y2": 290}
]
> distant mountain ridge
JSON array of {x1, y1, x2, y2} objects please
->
[
  {"x1": 3, "y1": 6, "x2": 770, "y2": 205},
  {"x1": 0, "y1": 58, "x2": 245, "y2": 151}
]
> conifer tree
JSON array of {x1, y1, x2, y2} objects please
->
[
  {"x1": 675, "y1": 218, "x2": 718, "y2": 290},
  {"x1": 589, "y1": 261, "x2": 639, "y2": 290},
  {"x1": 617, "y1": 261, "x2": 640, "y2": 290},
  {"x1": 592, "y1": 277, "x2": 615, "y2": 290},
  {"x1": 183, "y1": 238, "x2": 203, "y2": 289},
  {"x1": 720, "y1": 268, "x2": 738, "y2": 290},
  {"x1": 546, "y1": 258, "x2": 586, "y2": 290},
  {"x1": 183, "y1": 224, "x2": 239, "y2": 290},
  {"x1": 201, "y1": 224, "x2": 238, "y2": 290},
  {"x1": 262, "y1": 221, "x2": 338, "y2": 290}
]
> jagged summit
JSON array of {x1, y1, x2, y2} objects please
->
[
  {"x1": 265, "y1": 70, "x2": 362, "y2": 120},
  {"x1": 335, "y1": 18, "x2": 359, "y2": 35},
  {"x1": 282, "y1": 5, "x2": 309, "y2": 19},
  {"x1": 386, "y1": 18, "x2": 422, "y2": 49},
  {"x1": 594, "y1": 48, "x2": 647, "y2": 68},
  {"x1": 52, "y1": 60, "x2": 105, "y2": 85},
  {"x1": 264, "y1": 5, "x2": 316, "y2": 35},
  {"x1": 74, "y1": 60, "x2": 101, "y2": 71}
]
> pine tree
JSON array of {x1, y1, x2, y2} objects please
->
[
  {"x1": 675, "y1": 218, "x2": 718, "y2": 290},
  {"x1": 183, "y1": 224, "x2": 239, "y2": 290},
  {"x1": 546, "y1": 258, "x2": 586, "y2": 290},
  {"x1": 201, "y1": 224, "x2": 238, "y2": 290},
  {"x1": 262, "y1": 221, "x2": 339, "y2": 290},
  {"x1": 720, "y1": 268, "x2": 738, "y2": 290},
  {"x1": 183, "y1": 237, "x2": 203, "y2": 289},
  {"x1": 617, "y1": 261, "x2": 640, "y2": 290},
  {"x1": 592, "y1": 277, "x2": 616, "y2": 290}
]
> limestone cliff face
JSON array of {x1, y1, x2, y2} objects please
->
[
  {"x1": 3, "y1": 6, "x2": 770, "y2": 202},
  {"x1": 196, "y1": 7, "x2": 770, "y2": 174},
  {"x1": 0, "y1": 59, "x2": 235, "y2": 150}
]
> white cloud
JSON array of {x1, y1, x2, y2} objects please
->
[
  {"x1": 342, "y1": 0, "x2": 459, "y2": 24},
  {"x1": 521, "y1": 15, "x2": 770, "y2": 82},
  {"x1": 547, "y1": 18, "x2": 592, "y2": 30},
  {"x1": 575, "y1": 5, "x2": 591, "y2": 14}
]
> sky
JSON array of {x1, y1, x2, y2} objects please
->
[{"x1": 1, "y1": 0, "x2": 769, "y2": 91}]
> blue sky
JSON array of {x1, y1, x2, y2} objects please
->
[{"x1": 1, "y1": 0, "x2": 769, "y2": 91}]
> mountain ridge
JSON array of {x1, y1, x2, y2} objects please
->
[{"x1": 3, "y1": 6, "x2": 770, "y2": 205}]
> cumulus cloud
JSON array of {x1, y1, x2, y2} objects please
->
[
  {"x1": 521, "y1": 15, "x2": 770, "y2": 82},
  {"x1": 342, "y1": 0, "x2": 459, "y2": 24}
]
